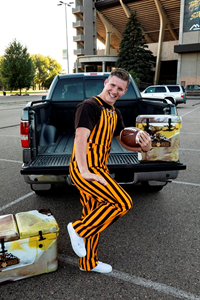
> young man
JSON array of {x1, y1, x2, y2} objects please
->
[{"x1": 68, "y1": 68, "x2": 151, "y2": 273}]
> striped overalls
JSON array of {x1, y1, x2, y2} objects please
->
[{"x1": 70, "y1": 97, "x2": 133, "y2": 271}]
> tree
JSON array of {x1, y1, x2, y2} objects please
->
[
  {"x1": 0, "y1": 39, "x2": 34, "y2": 94},
  {"x1": 0, "y1": 56, "x2": 3, "y2": 87},
  {"x1": 43, "y1": 57, "x2": 63, "y2": 89},
  {"x1": 31, "y1": 54, "x2": 63, "y2": 89},
  {"x1": 31, "y1": 54, "x2": 49, "y2": 90},
  {"x1": 116, "y1": 10, "x2": 154, "y2": 83}
]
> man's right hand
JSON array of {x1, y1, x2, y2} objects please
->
[{"x1": 81, "y1": 171, "x2": 107, "y2": 186}]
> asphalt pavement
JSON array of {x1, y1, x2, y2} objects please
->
[{"x1": 0, "y1": 96, "x2": 199, "y2": 300}]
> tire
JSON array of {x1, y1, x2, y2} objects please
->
[
  {"x1": 165, "y1": 97, "x2": 175, "y2": 105},
  {"x1": 141, "y1": 181, "x2": 167, "y2": 192}
]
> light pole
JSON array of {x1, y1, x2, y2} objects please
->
[{"x1": 57, "y1": 1, "x2": 74, "y2": 74}]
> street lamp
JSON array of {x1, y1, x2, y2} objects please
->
[{"x1": 57, "y1": 1, "x2": 74, "y2": 74}]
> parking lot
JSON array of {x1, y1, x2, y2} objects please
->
[{"x1": 0, "y1": 95, "x2": 199, "y2": 300}]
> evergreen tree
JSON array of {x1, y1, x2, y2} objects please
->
[
  {"x1": 0, "y1": 39, "x2": 34, "y2": 94},
  {"x1": 116, "y1": 10, "x2": 154, "y2": 82},
  {"x1": 0, "y1": 56, "x2": 3, "y2": 87}
]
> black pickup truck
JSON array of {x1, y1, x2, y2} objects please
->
[{"x1": 20, "y1": 73, "x2": 186, "y2": 194}]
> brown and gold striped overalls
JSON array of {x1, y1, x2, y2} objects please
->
[{"x1": 70, "y1": 97, "x2": 133, "y2": 271}]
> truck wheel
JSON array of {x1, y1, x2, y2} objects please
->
[{"x1": 141, "y1": 181, "x2": 167, "y2": 192}]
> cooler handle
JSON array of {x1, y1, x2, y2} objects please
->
[
  {"x1": 145, "y1": 118, "x2": 151, "y2": 133},
  {"x1": 39, "y1": 231, "x2": 46, "y2": 241}
]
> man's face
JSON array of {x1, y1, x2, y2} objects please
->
[{"x1": 100, "y1": 76, "x2": 127, "y2": 106}]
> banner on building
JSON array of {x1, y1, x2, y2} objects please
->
[
  {"x1": 183, "y1": 0, "x2": 200, "y2": 32},
  {"x1": 62, "y1": 49, "x2": 67, "y2": 59}
]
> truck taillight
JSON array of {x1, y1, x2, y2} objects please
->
[{"x1": 20, "y1": 121, "x2": 30, "y2": 147}]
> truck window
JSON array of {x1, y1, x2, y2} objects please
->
[
  {"x1": 52, "y1": 78, "x2": 84, "y2": 101},
  {"x1": 52, "y1": 76, "x2": 138, "y2": 101},
  {"x1": 85, "y1": 79, "x2": 104, "y2": 98},
  {"x1": 120, "y1": 83, "x2": 137, "y2": 99},
  {"x1": 84, "y1": 79, "x2": 137, "y2": 100}
]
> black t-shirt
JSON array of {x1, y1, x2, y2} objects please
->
[{"x1": 74, "y1": 96, "x2": 125, "y2": 136}]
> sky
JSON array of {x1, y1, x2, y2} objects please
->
[{"x1": 0, "y1": 0, "x2": 79, "y2": 73}]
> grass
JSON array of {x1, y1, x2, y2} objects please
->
[{"x1": 0, "y1": 90, "x2": 47, "y2": 95}]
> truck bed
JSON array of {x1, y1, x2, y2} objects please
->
[{"x1": 21, "y1": 133, "x2": 186, "y2": 175}]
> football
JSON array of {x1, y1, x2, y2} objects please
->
[{"x1": 120, "y1": 127, "x2": 142, "y2": 147}]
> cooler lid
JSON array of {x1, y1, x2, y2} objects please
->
[
  {"x1": 0, "y1": 214, "x2": 19, "y2": 242},
  {"x1": 15, "y1": 210, "x2": 59, "y2": 239},
  {"x1": 136, "y1": 115, "x2": 182, "y2": 124}
]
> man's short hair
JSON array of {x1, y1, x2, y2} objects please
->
[{"x1": 108, "y1": 68, "x2": 130, "y2": 87}]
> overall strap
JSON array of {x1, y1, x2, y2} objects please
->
[
  {"x1": 93, "y1": 96, "x2": 115, "y2": 112},
  {"x1": 93, "y1": 96, "x2": 103, "y2": 106}
]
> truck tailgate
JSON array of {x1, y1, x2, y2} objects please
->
[
  {"x1": 21, "y1": 152, "x2": 186, "y2": 175},
  {"x1": 21, "y1": 135, "x2": 186, "y2": 174}
]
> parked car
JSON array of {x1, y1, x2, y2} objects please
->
[
  {"x1": 141, "y1": 85, "x2": 187, "y2": 106},
  {"x1": 186, "y1": 85, "x2": 200, "y2": 96}
]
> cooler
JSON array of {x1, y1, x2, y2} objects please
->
[
  {"x1": 0, "y1": 209, "x2": 59, "y2": 284},
  {"x1": 136, "y1": 115, "x2": 182, "y2": 162}
]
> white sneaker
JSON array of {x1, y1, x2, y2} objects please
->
[
  {"x1": 80, "y1": 261, "x2": 112, "y2": 273},
  {"x1": 67, "y1": 223, "x2": 86, "y2": 257}
]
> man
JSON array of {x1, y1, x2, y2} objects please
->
[{"x1": 67, "y1": 68, "x2": 151, "y2": 273}]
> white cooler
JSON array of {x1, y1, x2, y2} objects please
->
[
  {"x1": 136, "y1": 115, "x2": 182, "y2": 162},
  {"x1": 0, "y1": 209, "x2": 59, "y2": 284}
]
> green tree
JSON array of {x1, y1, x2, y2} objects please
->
[
  {"x1": 43, "y1": 56, "x2": 63, "y2": 89},
  {"x1": 129, "y1": 70, "x2": 140, "y2": 85},
  {"x1": 32, "y1": 54, "x2": 63, "y2": 89},
  {"x1": 0, "y1": 39, "x2": 34, "y2": 94},
  {"x1": 0, "y1": 56, "x2": 3, "y2": 87},
  {"x1": 116, "y1": 10, "x2": 154, "y2": 82},
  {"x1": 31, "y1": 54, "x2": 49, "y2": 90}
]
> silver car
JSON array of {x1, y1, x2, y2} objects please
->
[{"x1": 141, "y1": 85, "x2": 187, "y2": 106}]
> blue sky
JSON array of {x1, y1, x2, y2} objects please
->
[{"x1": 0, "y1": 0, "x2": 76, "y2": 72}]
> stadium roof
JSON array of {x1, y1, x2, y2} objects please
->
[{"x1": 95, "y1": 0, "x2": 180, "y2": 51}]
